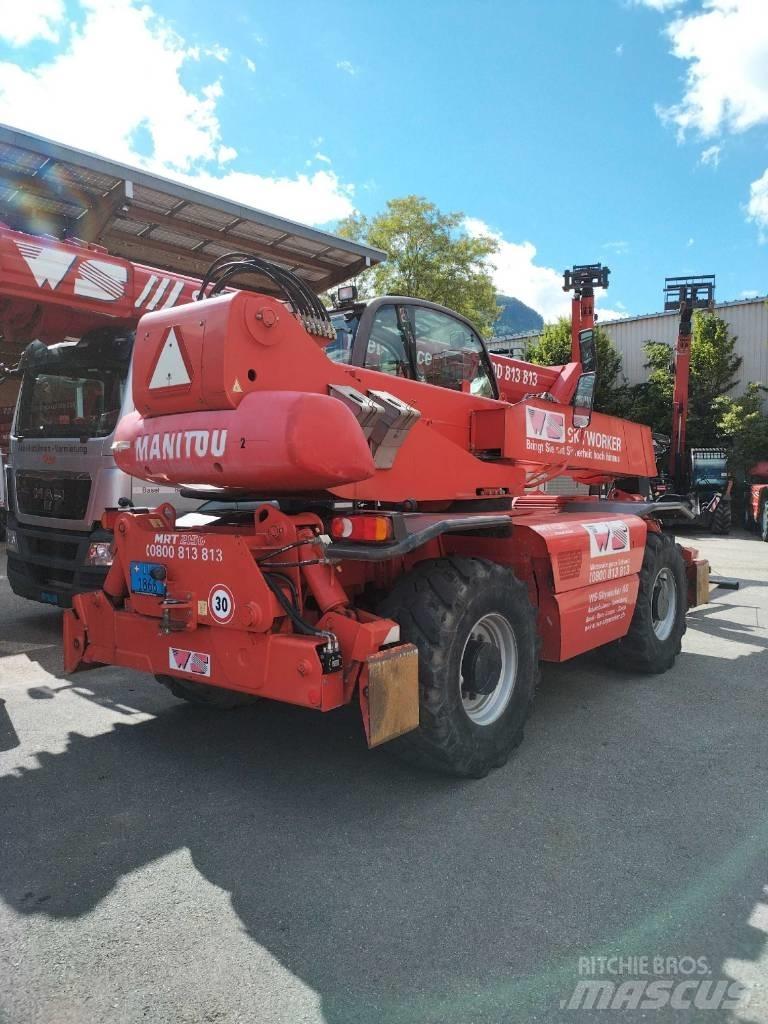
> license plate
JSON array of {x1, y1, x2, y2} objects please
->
[
  {"x1": 130, "y1": 561, "x2": 167, "y2": 596},
  {"x1": 39, "y1": 590, "x2": 59, "y2": 605}
]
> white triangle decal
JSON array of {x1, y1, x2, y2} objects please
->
[{"x1": 148, "y1": 328, "x2": 191, "y2": 389}]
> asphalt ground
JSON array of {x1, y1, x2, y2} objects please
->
[{"x1": 0, "y1": 530, "x2": 766, "y2": 1024}]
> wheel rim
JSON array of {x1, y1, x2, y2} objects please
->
[
  {"x1": 651, "y1": 567, "x2": 677, "y2": 640},
  {"x1": 460, "y1": 613, "x2": 517, "y2": 726}
]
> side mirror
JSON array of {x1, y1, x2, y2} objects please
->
[
  {"x1": 573, "y1": 371, "x2": 596, "y2": 429},
  {"x1": 578, "y1": 329, "x2": 598, "y2": 373}
]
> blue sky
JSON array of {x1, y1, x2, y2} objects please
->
[{"x1": 1, "y1": 0, "x2": 766, "y2": 321}]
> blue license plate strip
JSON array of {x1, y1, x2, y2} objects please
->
[{"x1": 130, "y1": 561, "x2": 167, "y2": 596}]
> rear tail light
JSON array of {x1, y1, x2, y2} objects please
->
[{"x1": 329, "y1": 514, "x2": 393, "y2": 543}]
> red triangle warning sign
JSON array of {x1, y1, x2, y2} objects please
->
[{"x1": 148, "y1": 327, "x2": 192, "y2": 389}]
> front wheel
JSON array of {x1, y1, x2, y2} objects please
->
[
  {"x1": 602, "y1": 531, "x2": 687, "y2": 674},
  {"x1": 711, "y1": 497, "x2": 732, "y2": 535},
  {"x1": 377, "y1": 557, "x2": 540, "y2": 778}
]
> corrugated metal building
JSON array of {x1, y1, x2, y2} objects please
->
[
  {"x1": 600, "y1": 295, "x2": 768, "y2": 392},
  {"x1": 491, "y1": 295, "x2": 768, "y2": 396}
]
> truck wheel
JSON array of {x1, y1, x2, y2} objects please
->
[
  {"x1": 603, "y1": 532, "x2": 687, "y2": 674},
  {"x1": 155, "y1": 674, "x2": 259, "y2": 709},
  {"x1": 377, "y1": 558, "x2": 540, "y2": 778},
  {"x1": 711, "y1": 498, "x2": 732, "y2": 535}
]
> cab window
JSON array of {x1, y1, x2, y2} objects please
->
[
  {"x1": 363, "y1": 304, "x2": 411, "y2": 377},
  {"x1": 411, "y1": 307, "x2": 494, "y2": 397},
  {"x1": 328, "y1": 312, "x2": 360, "y2": 365}
]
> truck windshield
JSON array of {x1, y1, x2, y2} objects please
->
[{"x1": 16, "y1": 365, "x2": 126, "y2": 440}]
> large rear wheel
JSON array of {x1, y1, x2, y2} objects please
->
[
  {"x1": 155, "y1": 675, "x2": 260, "y2": 709},
  {"x1": 377, "y1": 557, "x2": 540, "y2": 778},
  {"x1": 602, "y1": 531, "x2": 687, "y2": 674}
]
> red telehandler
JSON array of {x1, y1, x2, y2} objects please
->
[
  {"x1": 63, "y1": 252, "x2": 709, "y2": 777},
  {"x1": 652, "y1": 276, "x2": 733, "y2": 534}
]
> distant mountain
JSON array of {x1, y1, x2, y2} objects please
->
[{"x1": 492, "y1": 295, "x2": 544, "y2": 336}]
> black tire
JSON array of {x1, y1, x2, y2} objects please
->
[
  {"x1": 760, "y1": 493, "x2": 768, "y2": 543},
  {"x1": 710, "y1": 498, "x2": 732, "y2": 535},
  {"x1": 377, "y1": 557, "x2": 540, "y2": 778},
  {"x1": 155, "y1": 674, "x2": 259, "y2": 709},
  {"x1": 602, "y1": 531, "x2": 687, "y2": 674}
]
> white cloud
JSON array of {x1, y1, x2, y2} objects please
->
[
  {"x1": 336, "y1": 60, "x2": 359, "y2": 76},
  {"x1": 658, "y1": 1, "x2": 768, "y2": 138},
  {"x1": 244, "y1": 57, "x2": 256, "y2": 72},
  {"x1": 0, "y1": 0, "x2": 230, "y2": 169},
  {"x1": 595, "y1": 306, "x2": 630, "y2": 323},
  {"x1": 615, "y1": 43, "x2": 624, "y2": 56},
  {"x1": 654, "y1": 2, "x2": 768, "y2": 232},
  {"x1": 747, "y1": 168, "x2": 768, "y2": 234},
  {"x1": 466, "y1": 218, "x2": 627, "y2": 322},
  {"x1": 465, "y1": 217, "x2": 568, "y2": 321},
  {"x1": 217, "y1": 144, "x2": 238, "y2": 165},
  {"x1": 687, "y1": 236, "x2": 695, "y2": 246},
  {"x1": 740, "y1": 289, "x2": 759, "y2": 298},
  {"x1": 632, "y1": 0, "x2": 683, "y2": 9},
  {"x1": 179, "y1": 168, "x2": 355, "y2": 224},
  {"x1": 0, "y1": 0, "x2": 65, "y2": 46},
  {"x1": 602, "y1": 240, "x2": 630, "y2": 254},
  {"x1": 700, "y1": 143, "x2": 721, "y2": 167},
  {"x1": 0, "y1": 0, "x2": 356, "y2": 225},
  {"x1": 314, "y1": 152, "x2": 332, "y2": 165},
  {"x1": 205, "y1": 43, "x2": 229, "y2": 63}
]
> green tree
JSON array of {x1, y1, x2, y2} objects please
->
[
  {"x1": 627, "y1": 311, "x2": 743, "y2": 447},
  {"x1": 714, "y1": 383, "x2": 768, "y2": 477},
  {"x1": 526, "y1": 317, "x2": 629, "y2": 416},
  {"x1": 336, "y1": 196, "x2": 500, "y2": 335}
]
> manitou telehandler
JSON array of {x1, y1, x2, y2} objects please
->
[{"x1": 63, "y1": 250, "x2": 709, "y2": 777}]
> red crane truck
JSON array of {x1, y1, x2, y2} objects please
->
[{"x1": 63, "y1": 252, "x2": 709, "y2": 777}]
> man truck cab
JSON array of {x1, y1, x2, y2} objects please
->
[{"x1": 5, "y1": 327, "x2": 190, "y2": 605}]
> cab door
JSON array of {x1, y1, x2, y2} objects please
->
[
  {"x1": 405, "y1": 303, "x2": 496, "y2": 398},
  {"x1": 353, "y1": 301, "x2": 416, "y2": 379}
]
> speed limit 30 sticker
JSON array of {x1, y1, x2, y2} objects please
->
[{"x1": 208, "y1": 584, "x2": 235, "y2": 623}]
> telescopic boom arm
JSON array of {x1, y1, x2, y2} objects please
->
[
  {"x1": 562, "y1": 264, "x2": 610, "y2": 363},
  {"x1": 663, "y1": 275, "x2": 715, "y2": 489}
]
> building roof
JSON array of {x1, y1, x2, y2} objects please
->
[
  {"x1": 598, "y1": 293, "x2": 768, "y2": 329},
  {"x1": 0, "y1": 124, "x2": 384, "y2": 294}
]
